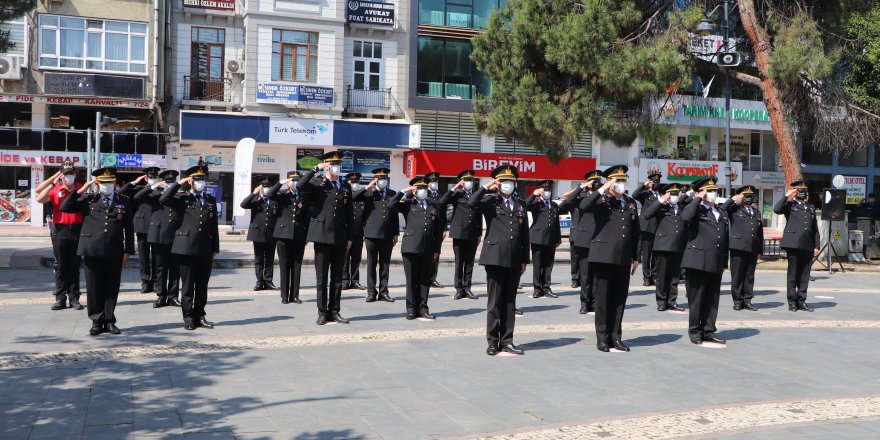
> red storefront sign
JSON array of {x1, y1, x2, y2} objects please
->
[{"x1": 404, "y1": 150, "x2": 597, "y2": 180}]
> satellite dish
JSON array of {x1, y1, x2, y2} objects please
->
[{"x1": 832, "y1": 174, "x2": 845, "y2": 188}]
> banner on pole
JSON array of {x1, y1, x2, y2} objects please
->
[{"x1": 232, "y1": 138, "x2": 256, "y2": 228}]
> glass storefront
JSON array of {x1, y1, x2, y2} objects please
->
[
  {"x1": 419, "y1": 0, "x2": 506, "y2": 29},
  {"x1": 0, "y1": 166, "x2": 32, "y2": 224},
  {"x1": 416, "y1": 37, "x2": 490, "y2": 99}
]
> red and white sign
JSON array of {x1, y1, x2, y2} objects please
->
[
  {"x1": 639, "y1": 158, "x2": 743, "y2": 186},
  {"x1": 0, "y1": 94, "x2": 151, "y2": 109},
  {"x1": 840, "y1": 175, "x2": 867, "y2": 204},
  {"x1": 0, "y1": 150, "x2": 88, "y2": 167},
  {"x1": 183, "y1": 0, "x2": 236, "y2": 11},
  {"x1": 404, "y1": 151, "x2": 597, "y2": 180}
]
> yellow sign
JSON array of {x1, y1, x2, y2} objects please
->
[{"x1": 834, "y1": 229, "x2": 842, "y2": 240}]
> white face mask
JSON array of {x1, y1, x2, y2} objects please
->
[
  {"x1": 63, "y1": 175, "x2": 75, "y2": 186},
  {"x1": 147, "y1": 178, "x2": 159, "y2": 187},
  {"x1": 429, "y1": 182, "x2": 438, "y2": 192},
  {"x1": 192, "y1": 180, "x2": 205, "y2": 193},
  {"x1": 376, "y1": 179, "x2": 388, "y2": 190},
  {"x1": 669, "y1": 195, "x2": 680, "y2": 204},
  {"x1": 542, "y1": 190, "x2": 552, "y2": 200},
  {"x1": 463, "y1": 181, "x2": 474, "y2": 191},
  {"x1": 329, "y1": 165, "x2": 341, "y2": 176},
  {"x1": 99, "y1": 183, "x2": 114, "y2": 196},
  {"x1": 261, "y1": 187, "x2": 271, "y2": 197},
  {"x1": 351, "y1": 183, "x2": 362, "y2": 192},
  {"x1": 500, "y1": 181, "x2": 515, "y2": 195},
  {"x1": 415, "y1": 188, "x2": 428, "y2": 200},
  {"x1": 614, "y1": 182, "x2": 627, "y2": 195},
  {"x1": 279, "y1": 183, "x2": 290, "y2": 194},
  {"x1": 706, "y1": 191, "x2": 718, "y2": 203}
]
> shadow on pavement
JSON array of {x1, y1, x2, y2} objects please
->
[
  {"x1": 517, "y1": 337, "x2": 582, "y2": 351},
  {"x1": 625, "y1": 333, "x2": 683, "y2": 347},
  {"x1": 752, "y1": 301, "x2": 785, "y2": 309},
  {"x1": 717, "y1": 328, "x2": 761, "y2": 341},
  {"x1": 220, "y1": 315, "x2": 293, "y2": 326},
  {"x1": 434, "y1": 308, "x2": 484, "y2": 318},
  {"x1": 810, "y1": 301, "x2": 837, "y2": 309},
  {"x1": 294, "y1": 430, "x2": 368, "y2": 440},
  {"x1": 519, "y1": 304, "x2": 569, "y2": 313}
]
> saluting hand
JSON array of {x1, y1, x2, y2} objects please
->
[
  {"x1": 133, "y1": 175, "x2": 147, "y2": 184},
  {"x1": 78, "y1": 179, "x2": 98, "y2": 194},
  {"x1": 732, "y1": 194, "x2": 744, "y2": 203},
  {"x1": 786, "y1": 188, "x2": 798, "y2": 201},
  {"x1": 697, "y1": 189, "x2": 708, "y2": 199},
  {"x1": 368, "y1": 178, "x2": 378, "y2": 188},
  {"x1": 252, "y1": 186, "x2": 261, "y2": 195},
  {"x1": 659, "y1": 192, "x2": 670, "y2": 203}
]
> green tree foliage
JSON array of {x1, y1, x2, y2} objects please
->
[
  {"x1": 843, "y1": 4, "x2": 880, "y2": 112},
  {"x1": 0, "y1": 0, "x2": 35, "y2": 54},
  {"x1": 471, "y1": 0, "x2": 696, "y2": 160}
]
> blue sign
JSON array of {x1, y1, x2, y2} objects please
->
[
  {"x1": 256, "y1": 83, "x2": 334, "y2": 106},
  {"x1": 116, "y1": 154, "x2": 143, "y2": 168},
  {"x1": 333, "y1": 121, "x2": 410, "y2": 149},
  {"x1": 205, "y1": 180, "x2": 223, "y2": 215},
  {"x1": 338, "y1": 149, "x2": 391, "y2": 179}
]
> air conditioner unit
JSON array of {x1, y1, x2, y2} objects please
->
[
  {"x1": 226, "y1": 59, "x2": 244, "y2": 75},
  {"x1": 0, "y1": 56, "x2": 23, "y2": 80}
]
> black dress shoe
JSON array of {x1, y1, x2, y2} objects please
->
[
  {"x1": 453, "y1": 292, "x2": 464, "y2": 300},
  {"x1": 797, "y1": 303, "x2": 814, "y2": 312},
  {"x1": 406, "y1": 313, "x2": 417, "y2": 320},
  {"x1": 690, "y1": 338, "x2": 703, "y2": 345},
  {"x1": 291, "y1": 296, "x2": 302, "y2": 304},
  {"x1": 596, "y1": 342, "x2": 610, "y2": 352},
  {"x1": 667, "y1": 304, "x2": 685, "y2": 312},
  {"x1": 282, "y1": 298, "x2": 290, "y2": 304},
  {"x1": 352, "y1": 282, "x2": 366, "y2": 290},
  {"x1": 378, "y1": 294, "x2": 395, "y2": 303},
  {"x1": 733, "y1": 303, "x2": 743, "y2": 311},
  {"x1": 643, "y1": 280, "x2": 652, "y2": 286},
  {"x1": 254, "y1": 283, "x2": 263, "y2": 291},
  {"x1": 51, "y1": 297, "x2": 67, "y2": 311},
  {"x1": 657, "y1": 305, "x2": 667, "y2": 312},
  {"x1": 464, "y1": 290, "x2": 478, "y2": 300},
  {"x1": 69, "y1": 295, "x2": 84, "y2": 310},
  {"x1": 514, "y1": 308, "x2": 524, "y2": 315},
  {"x1": 579, "y1": 303, "x2": 588, "y2": 314},
  {"x1": 330, "y1": 313, "x2": 349, "y2": 324},
  {"x1": 703, "y1": 335, "x2": 726, "y2": 344},
  {"x1": 199, "y1": 318, "x2": 215, "y2": 329},
  {"x1": 501, "y1": 344, "x2": 524, "y2": 355},
  {"x1": 612, "y1": 341, "x2": 630, "y2": 352},
  {"x1": 365, "y1": 295, "x2": 377, "y2": 303},
  {"x1": 167, "y1": 297, "x2": 181, "y2": 307},
  {"x1": 153, "y1": 297, "x2": 167, "y2": 308},
  {"x1": 486, "y1": 345, "x2": 498, "y2": 356},
  {"x1": 788, "y1": 304, "x2": 798, "y2": 312},
  {"x1": 572, "y1": 280, "x2": 580, "y2": 288},
  {"x1": 264, "y1": 282, "x2": 279, "y2": 290},
  {"x1": 743, "y1": 302, "x2": 758, "y2": 311},
  {"x1": 532, "y1": 291, "x2": 542, "y2": 299},
  {"x1": 106, "y1": 324, "x2": 122, "y2": 335},
  {"x1": 588, "y1": 303, "x2": 597, "y2": 313},
  {"x1": 89, "y1": 324, "x2": 104, "y2": 336},
  {"x1": 431, "y1": 281, "x2": 444, "y2": 288},
  {"x1": 140, "y1": 284, "x2": 152, "y2": 293},
  {"x1": 316, "y1": 314, "x2": 328, "y2": 325},
  {"x1": 421, "y1": 312, "x2": 436, "y2": 320},
  {"x1": 544, "y1": 290, "x2": 558, "y2": 299},
  {"x1": 184, "y1": 322, "x2": 197, "y2": 331}
]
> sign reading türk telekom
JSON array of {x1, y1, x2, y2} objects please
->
[{"x1": 404, "y1": 150, "x2": 596, "y2": 180}]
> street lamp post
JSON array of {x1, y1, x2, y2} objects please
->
[{"x1": 722, "y1": 0, "x2": 732, "y2": 197}]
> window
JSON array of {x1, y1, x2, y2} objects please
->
[
  {"x1": 190, "y1": 27, "x2": 226, "y2": 100},
  {"x1": 39, "y1": 15, "x2": 147, "y2": 74},
  {"x1": 271, "y1": 29, "x2": 318, "y2": 82},
  {"x1": 352, "y1": 41, "x2": 382, "y2": 90},
  {"x1": 417, "y1": 37, "x2": 490, "y2": 99},
  {"x1": 419, "y1": 0, "x2": 505, "y2": 29},
  {"x1": 0, "y1": 15, "x2": 27, "y2": 58}
]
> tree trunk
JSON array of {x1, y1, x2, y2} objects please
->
[{"x1": 737, "y1": 0, "x2": 803, "y2": 185}]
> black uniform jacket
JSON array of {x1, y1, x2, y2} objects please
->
[
  {"x1": 468, "y1": 187, "x2": 530, "y2": 269},
  {"x1": 61, "y1": 191, "x2": 135, "y2": 259},
  {"x1": 773, "y1": 198, "x2": 820, "y2": 251},
  {"x1": 393, "y1": 192, "x2": 443, "y2": 254},
  {"x1": 295, "y1": 170, "x2": 354, "y2": 246},
  {"x1": 581, "y1": 190, "x2": 640, "y2": 266},
  {"x1": 525, "y1": 195, "x2": 562, "y2": 246},
  {"x1": 353, "y1": 187, "x2": 401, "y2": 241},
  {"x1": 266, "y1": 183, "x2": 310, "y2": 242},
  {"x1": 438, "y1": 189, "x2": 482, "y2": 241},
  {"x1": 633, "y1": 184, "x2": 660, "y2": 234},
  {"x1": 135, "y1": 186, "x2": 180, "y2": 246},
  {"x1": 120, "y1": 182, "x2": 152, "y2": 234},
  {"x1": 681, "y1": 197, "x2": 730, "y2": 274},
  {"x1": 240, "y1": 193, "x2": 278, "y2": 243},
  {"x1": 722, "y1": 199, "x2": 764, "y2": 254},
  {"x1": 159, "y1": 183, "x2": 220, "y2": 257},
  {"x1": 642, "y1": 199, "x2": 688, "y2": 253}
]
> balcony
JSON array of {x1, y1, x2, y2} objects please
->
[
  {"x1": 0, "y1": 127, "x2": 166, "y2": 155},
  {"x1": 344, "y1": 86, "x2": 404, "y2": 119},
  {"x1": 182, "y1": 76, "x2": 239, "y2": 111}
]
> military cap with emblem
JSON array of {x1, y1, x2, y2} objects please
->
[
  {"x1": 457, "y1": 169, "x2": 475, "y2": 181},
  {"x1": 647, "y1": 170, "x2": 662, "y2": 180},
  {"x1": 256, "y1": 175, "x2": 273, "y2": 187},
  {"x1": 491, "y1": 165, "x2": 519, "y2": 181},
  {"x1": 158, "y1": 169, "x2": 179, "y2": 180},
  {"x1": 286, "y1": 170, "x2": 302, "y2": 180},
  {"x1": 322, "y1": 151, "x2": 343, "y2": 163},
  {"x1": 692, "y1": 177, "x2": 719, "y2": 192},
  {"x1": 539, "y1": 179, "x2": 553, "y2": 189},
  {"x1": 345, "y1": 172, "x2": 362, "y2": 183},
  {"x1": 425, "y1": 172, "x2": 440, "y2": 182},
  {"x1": 737, "y1": 185, "x2": 756, "y2": 195},
  {"x1": 143, "y1": 167, "x2": 160, "y2": 177},
  {"x1": 584, "y1": 169, "x2": 603, "y2": 181},
  {"x1": 372, "y1": 168, "x2": 390, "y2": 178},
  {"x1": 789, "y1": 180, "x2": 808, "y2": 189},
  {"x1": 409, "y1": 176, "x2": 429, "y2": 187},
  {"x1": 61, "y1": 160, "x2": 77, "y2": 175},
  {"x1": 184, "y1": 165, "x2": 209, "y2": 179},
  {"x1": 660, "y1": 183, "x2": 682, "y2": 194},
  {"x1": 92, "y1": 167, "x2": 118, "y2": 182},
  {"x1": 602, "y1": 165, "x2": 629, "y2": 181}
]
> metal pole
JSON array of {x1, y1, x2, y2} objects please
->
[
  {"x1": 723, "y1": 0, "x2": 732, "y2": 196},
  {"x1": 95, "y1": 112, "x2": 102, "y2": 168},
  {"x1": 86, "y1": 128, "x2": 92, "y2": 176}
]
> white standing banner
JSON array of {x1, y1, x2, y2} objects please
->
[{"x1": 232, "y1": 138, "x2": 256, "y2": 229}]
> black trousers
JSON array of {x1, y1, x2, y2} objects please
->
[
  {"x1": 52, "y1": 224, "x2": 81, "y2": 298},
  {"x1": 83, "y1": 256, "x2": 122, "y2": 324},
  {"x1": 685, "y1": 269, "x2": 722, "y2": 340},
  {"x1": 730, "y1": 249, "x2": 758, "y2": 305},
  {"x1": 431, "y1": 233, "x2": 444, "y2": 283},
  {"x1": 252, "y1": 240, "x2": 276, "y2": 284},
  {"x1": 453, "y1": 238, "x2": 478, "y2": 292},
  {"x1": 136, "y1": 232, "x2": 155, "y2": 286},
  {"x1": 178, "y1": 254, "x2": 213, "y2": 324},
  {"x1": 639, "y1": 232, "x2": 657, "y2": 282},
  {"x1": 592, "y1": 263, "x2": 630, "y2": 344},
  {"x1": 785, "y1": 249, "x2": 812, "y2": 305},
  {"x1": 485, "y1": 265, "x2": 519, "y2": 348},
  {"x1": 402, "y1": 252, "x2": 432, "y2": 315},
  {"x1": 569, "y1": 241, "x2": 578, "y2": 282},
  {"x1": 654, "y1": 251, "x2": 682, "y2": 307},
  {"x1": 531, "y1": 243, "x2": 556, "y2": 292},
  {"x1": 573, "y1": 246, "x2": 594, "y2": 305},
  {"x1": 365, "y1": 238, "x2": 394, "y2": 296},
  {"x1": 343, "y1": 235, "x2": 363, "y2": 286},
  {"x1": 277, "y1": 239, "x2": 306, "y2": 301},
  {"x1": 152, "y1": 243, "x2": 180, "y2": 299},
  {"x1": 313, "y1": 242, "x2": 345, "y2": 314}
]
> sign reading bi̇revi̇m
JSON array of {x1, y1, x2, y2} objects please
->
[
  {"x1": 256, "y1": 83, "x2": 334, "y2": 106},
  {"x1": 269, "y1": 118, "x2": 334, "y2": 146}
]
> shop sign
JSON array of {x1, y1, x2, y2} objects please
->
[
  {"x1": 183, "y1": 0, "x2": 235, "y2": 11},
  {"x1": 338, "y1": 149, "x2": 391, "y2": 178},
  {"x1": 269, "y1": 118, "x2": 334, "y2": 146},
  {"x1": 743, "y1": 171, "x2": 785, "y2": 187},
  {"x1": 408, "y1": 124, "x2": 421, "y2": 149},
  {"x1": 346, "y1": 1, "x2": 395, "y2": 26},
  {"x1": 44, "y1": 73, "x2": 145, "y2": 100},
  {"x1": 651, "y1": 96, "x2": 772, "y2": 130},
  {"x1": 180, "y1": 147, "x2": 234, "y2": 171},
  {"x1": 839, "y1": 175, "x2": 866, "y2": 204},
  {"x1": 0, "y1": 93, "x2": 150, "y2": 108},
  {"x1": 0, "y1": 150, "x2": 87, "y2": 166},
  {"x1": 681, "y1": 104, "x2": 770, "y2": 123},
  {"x1": 404, "y1": 151, "x2": 597, "y2": 180},
  {"x1": 296, "y1": 148, "x2": 324, "y2": 171},
  {"x1": 639, "y1": 158, "x2": 743, "y2": 186},
  {"x1": 256, "y1": 83, "x2": 334, "y2": 106}
]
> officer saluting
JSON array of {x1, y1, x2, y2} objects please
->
[
  {"x1": 160, "y1": 165, "x2": 220, "y2": 331},
  {"x1": 773, "y1": 180, "x2": 820, "y2": 312},
  {"x1": 633, "y1": 171, "x2": 662, "y2": 286},
  {"x1": 525, "y1": 180, "x2": 562, "y2": 298},
  {"x1": 425, "y1": 172, "x2": 447, "y2": 288},
  {"x1": 61, "y1": 167, "x2": 135, "y2": 336},
  {"x1": 240, "y1": 176, "x2": 278, "y2": 291},
  {"x1": 581, "y1": 166, "x2": 640, "y2": 352},
  {"x1": 438, "y1": 170, "x2": 482, "y2": 300},
  {"x1": 562, "y1": 170, "x2": 602, "y2": 314},
  {"x1": 120, "y1": 167, "x2": 160, "y2": 293},
  {"x1": 722, "y1": 185, "x2": 764, "y2": 311},
  {"x1": 343, "y1": 172, "x2": 367, "y2": 291},
  {"x1": 353, "y1": 168, "x2": 399, "y2": 303},
  {"x1": 681, "y1": 177, "x2": 729, "y2": 345},
  {"x1": 641, "y1": 183, "x2": 688, "y2": 312},
  {"x1": 267, "y1": 171, "x2": 310, "y2": 304},
  {"x1": 392, "y1": 177, "x2": 443, "y2": 320},
  {"x1": 296, "y1": 152, "x2": 354, "y2": 325},
  {"x1": 468, "y1": 166, "x2": 530, "y2": 356},
  {"x1": 136, "y1": 169, "x2": 181, "y2": 308}
]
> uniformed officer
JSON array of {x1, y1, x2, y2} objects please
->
[
  {"x1": 296, "y1": 152, "x2": 355, "y2": 325},
  {"x1": 581, "y1": 166, "x2": 640, "y2": 352},
  {"x1": 722, "y1": 185, "x2": 764, "y2": 311},
  {"x1": 160, "y1": 165, "x2": 220, "y2": 330},
  {"x1": 641, "y1": 183, "x2": 688, "y2": 312},
  {"x1": 241, "y1": 176, "x2": 278, "y2": 291},
  {"x1": 561, "y1": 170, "x2": 603, "y2": 314},
  {"x1": 120, "y1": 167, "x2": 160, "y2": 293},
  {"x1": 137, "y1": 169, "x2": 181, "y2": 308},
  {"x1": 468, "y1": 166, "x2": 530, "y2": 356},
  {"x1": 35, "y1": 160, "x2": 83, "y2": 311},
  {"x1": 61, "y1": 167, "x2": 135, "y2": 336},
  {"x1": 525, "y1": 180, "x2": 562, "y2": 298},
  {"x1": 426, "y1": 171, "x2": 446, "y2": 288},
  {"x1": 393, "y1": 177, "x2": 443, "y2": 320},
  {"x1": 437, "y1": 170, "x2": 482, "y2": 300},
  {"x1": 681, "y1": 177, "x2": 729, "y2": 345},
  {"x1": 267, "y1": 171, "x2": 310, "y2": 304},
  {"x1": 342, "y1": 172, "x2": 367, "y2": 291},
  {"x1": 633, "y1": 171, "x2": 662, "y2": 286},
  {"x1": 353, "y1": 168, "x2": 399, "y2": 303},
  {"x1": 773, "y1": 180, "x2": 820, "y2": 312}
]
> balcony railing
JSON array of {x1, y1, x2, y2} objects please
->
[
  {"x1": 344, "y1": 86, "x2": 404, "y2": 117},
  {"x1": 0, "y1": 127, "x2": 166, "y2": 155},
  {"x1": 183, "y1": 75, "x2": 233, "y2": 103}
]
